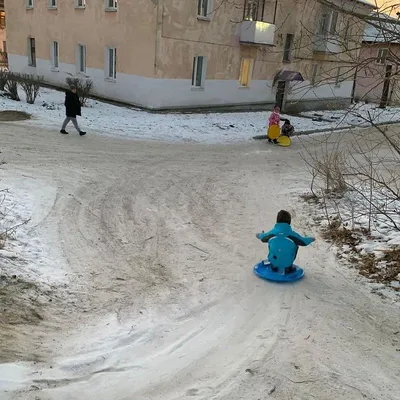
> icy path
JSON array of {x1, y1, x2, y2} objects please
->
[{"x1": 0, "y1": 124, "x2": 399, "y2": 400}]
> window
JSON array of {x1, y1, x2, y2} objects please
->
[
  {"x1": 329, "y1": 11, "x2": 338, "y2": 35},
  {"x1": 107, "y1": 48, "x2": 117, "y2": 79},
  {"x1": 28, "y1": 37, "x2": 36, "y2": 67},
  {"x1": 0, "y1": 11, "x2": 5, "y2": 29},
  {"x1": 318, "y1": 9, "x2": 338, "y2": 36},
  {"x1": 26, "y1": 0, "x2": 34, "y2": 8},
  {"x1": 197, "y1": 0, "x2": 212, "y2": 18},
  {"x1": 243, "y1": 0, "x2": 265, "y2": 21},
  {"x1": 51, "y1": 41, "x2": 59, "y2": 69},
  {"x1": 76, "y1": 0, "x2": 86, "y2": 7},
  {"x1": 377, "y1": 48, "x2": 388, "y2": 64},
  {"x1": 77, "y1": 44, "x2": 86, "y2": 73},
  {"x1": 283, "y1": 34, "x2": 294, "y2": 62},
  {"x1": 239, "y1": 58, "x2": 253, "y2": 87},
  {"x1": 48, "y1": 0, "x2": 57, "y2": 8},
  {"x1": 105, "y1": 0, "x2": 118, "y2": 10},
  {"x1": 311, "y1": 64, "x2": 318, "y2": 85},
  {"x1": 344, "y1": 20, "x2": 350, "y2": 40},
  {"x1": 191, "y1": 56, "x2": 206, "y2": 88},
  {"x1": 335, "y1": 67, "x2": 342, "y2": 86}
]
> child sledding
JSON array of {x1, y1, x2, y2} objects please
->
[
  {"x1": 254, "y1": 210, "x2": 315, "y2": 282},
  {"x1": 267, "y1": 106, "x2": 295, "y2": 147}
]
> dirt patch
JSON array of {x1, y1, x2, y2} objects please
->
[
  {"x1": 321, "y1": 223, "x2": 399, "y2": 287},
  {"x1": 321, "y1": 219, "x2": 367, "y2": 248},
  {"x1": 0, "y1": 273, "x2": 49, "y2": 362},
  {"x1": 0, "y1": 110, "x2": 31, "y2": 121}
]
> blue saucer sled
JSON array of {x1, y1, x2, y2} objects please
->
[{"x1": 253, "y1": 261, "x2": 304, "y2": 283}]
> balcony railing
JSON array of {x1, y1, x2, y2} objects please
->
[
  {"x1": 240, "y1": 20, "x2": 275, "y2": 46},
  {"x1": 314, "y1": 34, "x2": 341, "y2": 54}
]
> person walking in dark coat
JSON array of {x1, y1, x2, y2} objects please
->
[{"x1": 60, "y1": 86, "x2": 86, "y2": 136}]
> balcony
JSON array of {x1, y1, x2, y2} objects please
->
[
  {"x1": 314, "y1": 34, "x2": 341, "y2": 54},
  {"x1": 240, "y1": 20, "x2": 275, "y2": 46}
]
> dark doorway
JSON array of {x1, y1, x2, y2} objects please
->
[
  {"x1": 379, "y1": 64, "x2": 392, "y2": 108},
  {"x1": 275, "y1": 81, "x2": 286, "y2": 110}
]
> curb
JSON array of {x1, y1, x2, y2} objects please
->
[{"x1": 252, "y1": 120, "x2": 400, "y2": 140}]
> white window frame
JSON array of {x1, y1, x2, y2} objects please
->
[
  {"x1": 197, "y1": 0, "x2": 213, "y2": 20},
  {"x1": 376, "y1": 48, "x2": 388, "y2": 64},
  {"x1": 48, "y1": 0, "x2": 57, "y2": 9},
  {"x1": 76, "y1": 0, "x2": 86, "y2": 8},
  {"x1": 191, "y1": 56, "x2": 207, "y2": 89},
  {"x1": 105, "y1": 0, "x2": 118, "y2": 11},
  {"x1": 28, "y1": 37, "x2": 36, "y2": 67},
  {"x1": 26, "y1": 0, "x2": 34, "y2": 9},
  {"x1": 77, "y1": 44, "x2": 86, "y2": 74},
  {"x1": 243, "y1": 0, "x2": 265, "y2": 21},
  {"x1": 106, "y1": 47, "x2": 117, "y2": 80},
  {"x1": 318, "y1": 9, "x2": 339, "y2": 36},
  {"x1": 51, "y1": 41, "x2": 59, "y2": 70}
]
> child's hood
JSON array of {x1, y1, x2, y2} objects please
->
[{"x1": 273, "y1": 222, "x2": 293, "y2": 234}]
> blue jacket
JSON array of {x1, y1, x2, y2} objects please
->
[{"x1": 256, "y1": 223, "x2": 314, "y2": 268}]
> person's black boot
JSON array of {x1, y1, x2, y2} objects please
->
[
  {"x1": 60, "y1": 129, "x2": 68, "y2": 134},
  {"x1": 284, "y1": 266, "x2": 296, "y2": 275},
  {"x1": 79, "y1": 131, "x2": 87, "y2": 136}
]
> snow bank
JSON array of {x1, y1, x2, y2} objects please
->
[
  {"x1": 2, "y1": 87, "x2": 400, "y2": 144},
  {"x1": 304, "y1": 187, "x2": 400, "y2": 300}
]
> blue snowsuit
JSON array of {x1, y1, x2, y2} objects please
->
[{"x1": 256, "y1": 223, "x2": 314, "y2": 269}]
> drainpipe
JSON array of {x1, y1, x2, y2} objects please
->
[{"x1": 154, "y1": 0, "x2": 164, "y2": 77}]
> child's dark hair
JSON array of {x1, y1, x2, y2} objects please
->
[
  {"x1": 277, "y1": 210, "x2": 291, "y2": 224},
  {"x1": 284, "y1": 119, "x2": 290, "y2": 124}
]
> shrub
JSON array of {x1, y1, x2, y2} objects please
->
[
  {"x1": 0, "y1": 68, "x2": 8, "y2": 91},
  {"x1": 19, "y1": 74, "x2": 44, "y2": 104},
  {"x1": 65, "y1": 77, "x2": 94, "y2": 106},
  {"x1": 4, "y1": 72, "x2": 20, "y2": 101}
]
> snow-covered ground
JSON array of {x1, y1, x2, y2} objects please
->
[
  {"x1": 0, "y1": 176, "x2": 67, "y2": 286},
  {"x1": 1, "y1": 96, "x2": 400, "y2": 399},
  {"x1": 1, "y1": 87, "x2": 400, "y2": 143},
  {"x1": 301, "y1": 102, "x2": 400, "y2": 128},
  {"x1": 304, "y1": 188, "x2": 400, "y2": 300}
]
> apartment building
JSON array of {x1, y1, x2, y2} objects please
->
[
  {"x1": 5, "y1": 0, "x2": 374, "y2": 111},
  {"x1": 355, "y1": 14, "x2": 400, "y2": 106}
]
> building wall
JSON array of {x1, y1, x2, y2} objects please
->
[
  {"x1": 5, "y1": 0, "x2": 158, "y2": 106},
  {"x1": 5, "y1": 0, "x2": 157, "y2": 76},
  {"x1": 5, "y1": 0, "x2": 374, "y2": 110},
  {"x1": 355, "y1": 43, "x2": 400, "y2": 105}
]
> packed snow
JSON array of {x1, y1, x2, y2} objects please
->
[
  {"x1": 0, "y1": 176, "x2": 68, "y2": 285},
  {"x1": 1, "y1": 87, "x2": 400, "y2": 399},
  {"x1": 1, "y1": 87, "x2": 400, "y2": 143},
  {"x1": 301, "y1": 102, "x2": 400, "y2": 129}
]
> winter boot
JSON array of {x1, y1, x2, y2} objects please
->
[{"x1": 284, "y1": 266, "x2": 296, "y2": 275}]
